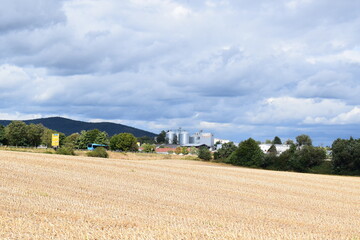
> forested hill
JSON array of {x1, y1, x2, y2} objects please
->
[{"x1": 0, "y1": 117, "x2": 157, "y2": 137}]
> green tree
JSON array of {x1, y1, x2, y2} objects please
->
[
  {"x1": 289, "y1": 145, "x2": 326, "y2": 172},
  {"x1": 77, "y1": 129, "x2": 105, "y2": 149},
  {"x1": 138, "y1": 136, "x2": 155, "y2": 145},
  {"x1": 273, "y1": 136, "x2": 282, "y2": 144},
  {"x1": 332, "y1": 138, "x2": 360, "y2": 174},
  {"x1": 228, "y1": 138, "x2": 264, "y2": 167},
  {"x1": 213, "y1": 142, "x2": 237, "y2": 161},
  {"x1": 5, "y1": 121, "x2": 28, "y2": 146},
  {"x1": 198, "y1": 146, "x2": 212, "y2": 161},
  {"x1": 268, "y1": 144, "x2": 277, "y2": 154},
  {"x1": 64, "y1": 133, "x2": 80, "y2": 148},
  {"x1": 0, "y1": 125, "x2": 6, "y2": 145},
  {"x1": 110, "y1": 133, "x2": 138, "y2": 151},
  {"x1": 94, "y1": 131, "x2": 110, "y2": 145},
  {"x1": 156, "y1": 130, "x2": 166, "y2": 144},
  {"x1": 27, "y1": 123, "x2": 45, "y2": 147},
  {"x1": 172, "y1": 134, "x2": 178, "y2": 145},
  {"x1": 265, "y1": 139, "x2": 272, "y2": 144},
  {"x1": 296, "y1": 134, "x2": 312, "y2": 147},
  {"x1": 41, "y1": 128, "x2": 65, "y2": 147}
]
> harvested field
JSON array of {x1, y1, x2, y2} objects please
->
[{"x1": 0, "y1": 151, "x2": 360, "y2": 239}]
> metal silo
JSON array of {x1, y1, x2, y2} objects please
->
[
  {"x1": 166, "y1": 131, "x2": 175, "y2": 144},
  {"x1": 180, "y1": 131, "x2": 189, "y2": 145}
]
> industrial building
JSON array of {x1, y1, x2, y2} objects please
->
[{"x1": 166, "y1": 129, "x2": 214, "y2": 148}]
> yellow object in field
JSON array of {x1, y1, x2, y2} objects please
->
[{"x1": 52, "y1": 133, "x2": 60, "y2": 147}]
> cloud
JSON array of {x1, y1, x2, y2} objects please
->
[
  {"x1": 304, "y1": 107, "x2": 360, "y2": 125},
  {"x1": 0, "y1": 0, "x2": 360, "y2": 145},
  {"x1": 245, "y1": 97, "x2": 353, "y2": 124},
  {"x1": 0, "y1": 0, "x2": 66, "y2": 33}
]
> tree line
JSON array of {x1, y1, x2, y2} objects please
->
[
  {"x1": 212, "y1": 135, "x2": 360, "y2": 176},
  {"x1": 1, "y1": 121, "x2": 359, "y2": 176},
  {"x1": 0, "y1": 121, "x2": 148, "y2": 152}
]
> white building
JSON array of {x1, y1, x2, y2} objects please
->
[{"x1": 259, "y1": 144, "x2": 291, "y2": 155}]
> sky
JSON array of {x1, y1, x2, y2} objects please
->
[{"x1": 1, "y1": 0, "x2": 360, "y2": 146}]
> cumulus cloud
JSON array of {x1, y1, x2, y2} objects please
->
[{"x1": 0, "y1": 0, "x2": 360, "y2": 145}]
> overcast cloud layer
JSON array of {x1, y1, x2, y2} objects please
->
[{"x1": 1, "y1": 0, "x2": 360, "y2": 145}]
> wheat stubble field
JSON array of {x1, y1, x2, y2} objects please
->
[{"x1": 0, "y1": 151, "x2": 360, "y2": 239}]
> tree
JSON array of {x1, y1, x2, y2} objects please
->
[
  {"x1": 77, "y1": 129, "x2": 107, "y2": 149},
  {"x1": 138, "y1": 136, "x2": 155, "y2": 145},
  {"x1": 94, "y1": 131, "x2": 110, "y2": 145},
  {"x1": 228, "y1": 138, "x2": 264, "y2": 167},
  {"x1": 285, "y1": 139, "x2": 294, "y2": 145},
  {"x1": 110, "y1": 133, "x2": 138, "y2": 151},
  {"x1": 5, "y1": 121, "x2": 28, "y2": 146},
  {"x1": 172, "y1": 134, "x2": 178, "y2": 145},
  {"x1": 332, "y1": 138, "x2": 360, "y2": 174},
  {"x1": 289, "y1": 145, "x2": 326, "y2": 172},
  {"x1": 41, "y1": 128, "x2": 65, "y2": 147},
  {"x1": 265, "y1": 139, "x2": 272, "y2": 144},
  {"x1": 213, "y1": 142, "x2": 237, "y2": 161},
  {"x1": 64, "y1": 133, "x2": 80, "y2": 148},
  {"x1": 273, "y1": 136, "x2": 282, "y2": 144},
  {"x1": 0, "y1": 125, "x2": 6, "y2": 145},
  {"x1": 27, "y1": 123, "x2": 45, "y2": 147},
  {"x1": 198, "y1": 146, "x2": 212, "y2": 161},
  {"x1": 142, "y1": 143, "x2": 156, "y2": 153},
  {"x1": 296, "y1": 134, "x2": 312, "y2": 147},
  {"x1": 156, "y1": 130, "x2": 166, "y2": 144},
  {"x1": 268, "y1": 144, "x2": 277, "y2": 154}
]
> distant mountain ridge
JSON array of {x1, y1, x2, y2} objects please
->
[{"x1": 0, "y1": 117, "x2": 157, "y2": 138}]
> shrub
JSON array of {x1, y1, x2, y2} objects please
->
[
  {"x1": 175, "y1": 147, "x2": 182, "y2": 155},
  {"x1": 56, "y1": 146, "x2": 75, "y2": 155},
  {"x1": 142, "y1": 143, "x2": 156, "y2": 153},
  {"x1": 198, "y1": 146, "x2": 212, "y2": 161},
  {"x1": 87, "y1": 147, "x2": 109, "y2": 158},
  {"x1": 181, "y1": 147, "x2": 189, "y2": 155}
]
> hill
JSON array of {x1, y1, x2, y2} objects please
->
[
  {"x1": 0, "y1": 117, "x2": 157, "y2": 137},
  {"x1": 1, "y1": 151, "x2": 360, "y2": 239}
]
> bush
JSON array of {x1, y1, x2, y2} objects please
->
[
  {"x1": 87, "y1": 147, "x2": 109, "y2": 158},
  {"x1": 198, "y1": 146, "x2": 212, "y2": 161},
  {"x1": 175, "y1": 147, "x2": 182, "y2": 155},
  {"x1": 181, "y1": 147, "x2": 189, "y2": 155},
  {"x1": 142, "y1": 143, "x2": 156, "y2": 153},
  {"x1": 56, "y1": 146, "x2": 75, "y2": 155}
]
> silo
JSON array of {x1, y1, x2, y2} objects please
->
[
  {"x1": 166, "y1": 131, "x2": 175, "y2": 144},
  {"x1": 180, "y1": 131, "x2": 189, "y2": 145}
]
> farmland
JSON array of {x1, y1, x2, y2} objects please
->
[{"x1": 1, "y1": 151, "x2": 360, "y2": 239}]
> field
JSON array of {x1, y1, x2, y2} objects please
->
[{"x1": 1, "y1": 151, "x2": 360, "y2": 239}]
